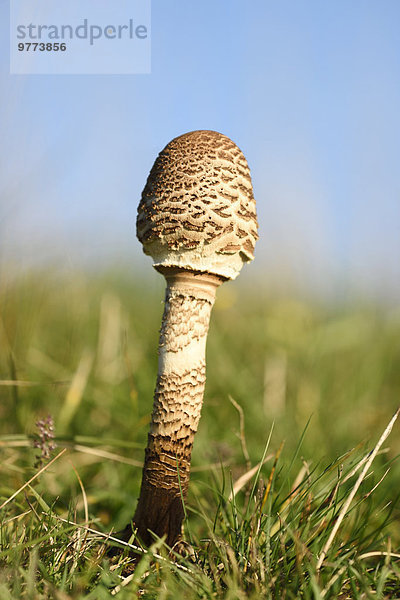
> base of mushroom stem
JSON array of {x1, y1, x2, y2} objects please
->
[
  {"x1": 110, "y1": 485, "x2": 187, "y2": 558},
  {"x1": 133, "y1": 481, "x2": 187, "y2": 548}
]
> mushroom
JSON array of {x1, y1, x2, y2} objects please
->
[{"x1": 129, "y1": 130, "x2": 258, "y2": 548}]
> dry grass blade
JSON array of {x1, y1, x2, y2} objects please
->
[
  {"x1": 341, "y1": 447, "x2": 389, "y2": 485},
  {"x1": 229, "y1": 395, "x2": 251, "y2": 470},
  {"x1": 362, "y1": 468, "x2": 390, "y2": 499},
  {"x1": 58, "y1": 350, "x2": 93, "y2": 431},
  {"x1": 261, "y1": 440, "x2": 284, "y2": 512},
  {"x1": 0, "y1": 448, "x2": 67, "y2": 509},
  {"x1": 359, "y1": 551, "x2": 400, "y2": 560},
  {"x1": 111, "y1": 573, "x2": 135, "y2": 595},
  {"x1": 0, "y1": 440, "x2": 33, "y2": 448},
  {"x1": 53, "y1": 516, "x2": 196, "y2": 575},
  {"x1": 263, "y1": 352, "x2": 287, "y2": 418},
  {"x1": 316, "y1": 407, "x2": 400, "y2": 570},
  {"x1": 3, "y1": 510, "x2": 32, "y2": 524},
  {"x1": 72, "y1": 444, "x2": 143, "y2": 467},
  {"x1": 0, "y1": 437, "x2": 143, "y2": 466},
  {"x1": 0, "y1": 380, "x2": 69, "y2": 387},
  {"x1": 228, "y1": 454, "x2": 274, "y2": 501},
  {"x1": 69, "y1": 460, "x2": 89, "y2": 525}
]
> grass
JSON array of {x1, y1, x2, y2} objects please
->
[{"x1": 0, "y1": 267, "x2": 400, "y2": 598}]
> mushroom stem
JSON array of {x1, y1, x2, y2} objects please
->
[{"x1": 133, "y1": 268, "x2": 222, "y2": 547}]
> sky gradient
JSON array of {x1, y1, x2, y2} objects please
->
[{"x1": 1, "y1": 0, "x2": 399, "y2": 301}]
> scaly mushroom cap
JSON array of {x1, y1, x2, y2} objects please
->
[{"x1": 137, "y1": 130, "x2": 258, "y2": 280}]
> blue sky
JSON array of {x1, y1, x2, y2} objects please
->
[{"x1": 1, "y1": 0, "x2": 399, "y2": 300}]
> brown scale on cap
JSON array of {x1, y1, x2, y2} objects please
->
[{"x1": 137, "y1": 130, "x2": 258, "y2": 280}]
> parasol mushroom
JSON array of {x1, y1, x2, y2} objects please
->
[{"x1": 126, "y1": 129, "x2": 258, "y2": 548}]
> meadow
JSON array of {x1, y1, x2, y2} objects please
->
[{"x1": 0, "y1": 268, "x2": 399, "y2": 598}]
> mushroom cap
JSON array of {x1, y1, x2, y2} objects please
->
[{"x1": 137, "y1": 130, "x2": 258, "y2": 280}]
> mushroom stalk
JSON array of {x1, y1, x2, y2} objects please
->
[{"x1": 133, "y1": 268, "x2": 222, "y2": 547}]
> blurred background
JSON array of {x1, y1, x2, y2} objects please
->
[
  {"x1": 1, "y1": 1, "x2": 400, "y2": 534},
  {"x1": 1, "y1": 0, "x2": 399, "y2": 302}
]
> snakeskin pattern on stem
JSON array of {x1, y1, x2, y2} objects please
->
[{"x1": 132, "y1": 270, "x2": 221, "y2": 547}]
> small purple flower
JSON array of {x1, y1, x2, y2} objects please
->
[{"x1": 33, "y1": 415, "x2": 56, "y2": 467}]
